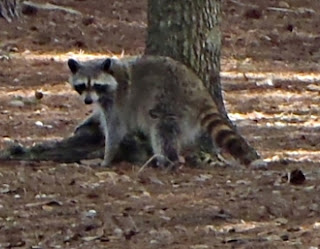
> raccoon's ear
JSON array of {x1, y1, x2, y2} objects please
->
[
  {"x1": 68, "y1": 59, "x2": 81, "y2": 74},
  {"x1": 101, "y1": 58, "x2": 112, "y2": 73}
]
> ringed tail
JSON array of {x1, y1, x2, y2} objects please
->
[{"x1": 199, "y1": 106, "x2": 252, "y2": 165}]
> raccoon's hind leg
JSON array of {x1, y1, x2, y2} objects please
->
[{"x1": 150, "y1": 113, "x2": 181, "y2": 168}]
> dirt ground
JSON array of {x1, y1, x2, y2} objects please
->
[{"x1": 1, "y1": 0, "x2": 320, "y2": 248}]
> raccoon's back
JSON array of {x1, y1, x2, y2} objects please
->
[
  {"x1": 130, "y1": 56, "x2": 210, "y2": 108},
  {"x1": 127, "y1": 56, "x2": 212, "y2": 137}
]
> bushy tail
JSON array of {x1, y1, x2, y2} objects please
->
[{"x1": 199, "y1": 106, "x2": 254, "y2": 165}]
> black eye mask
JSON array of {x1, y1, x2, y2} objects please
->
[
  {"x1": 74, "y1": 83, "x2": 86, "y2": 94},
  {"x1": 93, "y1": 84, "x2": 109, "y2": 93}
]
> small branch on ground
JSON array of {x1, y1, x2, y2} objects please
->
[
  {"x1": 0, "y1": 0, "x2": 82, "y2": 22},
  {"x1": 23, "y1": 1, "x2": 82, "y2": 16},
  {"x1": 229, "y1": 0, "x2": 314, "y2": 14}
]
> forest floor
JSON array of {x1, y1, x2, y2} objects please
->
[{"x1": 1, "y1": 0, "x2": 320, "y2": 248}]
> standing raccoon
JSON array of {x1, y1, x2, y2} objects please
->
[{"x1": 68, "y1": 55, "x2": 257, "y2": 167}]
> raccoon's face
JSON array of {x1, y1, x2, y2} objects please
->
[{"x1": 67, "y1": 58, "x2": 118, "y2": 105}]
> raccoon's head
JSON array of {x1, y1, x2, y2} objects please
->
[{"x1": 67, "y1": 58, "x2": 118, "y2": 105}]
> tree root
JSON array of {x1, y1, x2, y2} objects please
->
[{"x1": 0, "y1": 123, "x2": 152, "y2": 165}]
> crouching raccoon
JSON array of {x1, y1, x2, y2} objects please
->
[{"x1": 67, "y1": 55, "x2": 259, "y2": 167}]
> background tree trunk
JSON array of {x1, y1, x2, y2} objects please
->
[
  {"x1": 145, "y1": 0, "x2": 259, "y2": 160},
  {"x1": 0, "y1": 0, "x2": 21, "y2": 22}
]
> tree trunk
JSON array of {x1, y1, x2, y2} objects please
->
[
  {"x1": 0, "y1": 0, "x2": 21, "y2": 22},
  {"x1": 145, "y1": 0, "x2": 259, "y2": 161}
]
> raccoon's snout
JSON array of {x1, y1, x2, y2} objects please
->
[{"x1": 84, "y1": 96, "x2": 93, "y2": 105}]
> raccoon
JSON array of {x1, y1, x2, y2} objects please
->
[{"x1": 67, "y1": 55, "x2": 258, "y2": 167}]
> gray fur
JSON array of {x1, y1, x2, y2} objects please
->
[{"x1": 68, "y1": 55, "x2": 254, "y2": 167}]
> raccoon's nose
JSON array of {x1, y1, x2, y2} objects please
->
[{"x1": 84, "y1": 96, "x2": 93, "y2": 105}]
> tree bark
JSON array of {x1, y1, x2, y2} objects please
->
[
  {"x1": 0, "y1": 0, "x2": 21, "y2": 22},
  {"x1": 145, "y1": 0, "x2": 259, "y2": 161}
]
